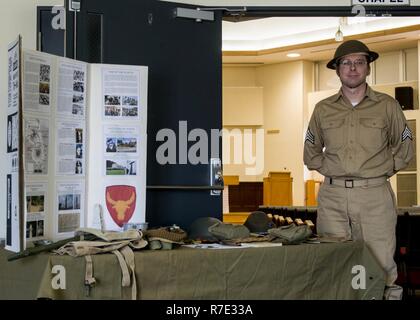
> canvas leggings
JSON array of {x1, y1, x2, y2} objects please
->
[{"x1": 317, "y1": 180, "x2": 398, "y2": 286}]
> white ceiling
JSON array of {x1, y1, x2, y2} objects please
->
[
  {"x1": 222, "y1": 17, "x2": 420, "y2": 64},
  {"x1": 222, "y1": 17, "x2": 420, "y2": 51}
]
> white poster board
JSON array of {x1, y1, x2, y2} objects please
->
[{"x1": 5, "y1": 42, "x2": 148, "y2": 251}]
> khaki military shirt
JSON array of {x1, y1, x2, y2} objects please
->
[{"x1": 304, "y1": 85, "x2": 414, "y2": 178}]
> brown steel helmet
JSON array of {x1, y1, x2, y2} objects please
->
[{"x1": 327, "y1": 40, "x2": 379, "y2": 70}]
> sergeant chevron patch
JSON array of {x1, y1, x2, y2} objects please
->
[
  {"x1": 402, "y1": 124, "x2": 413, "y2": 142},
  {"x1": 305, "y1": 128, "x2": 315, "y2": 144}
]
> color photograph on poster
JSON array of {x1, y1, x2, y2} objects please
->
[{"x1": 106, "y1": 159, "x2": 137, "y2": 176}]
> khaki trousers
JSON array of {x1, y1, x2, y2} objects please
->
[{"x1": 317, "y1": 180, "x2": 398, "y2": 286}]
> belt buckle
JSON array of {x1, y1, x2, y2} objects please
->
[{"x1": 345, "y1": 180, "x2": 354, "y2": 188}]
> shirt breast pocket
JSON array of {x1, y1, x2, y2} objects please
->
[
  {"x1": 321, "y1": 118, "x2": 345, "y2": 150},
  {"x1": 359, "y1": 117, "x2": 387, "y2": 149}
]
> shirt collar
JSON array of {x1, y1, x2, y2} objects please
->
[{"x1": 330, "y1": 84, "x2": 380, "y2": 103}]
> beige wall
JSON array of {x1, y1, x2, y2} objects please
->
[
  {"x1": 257, "y1": 61, "x2": 306, "y2": 206},
  {"x1": 0, "y1": 0, "x2": 63, "y2": 239},
  {"x1": 222, "y1": 67, "x2": 262, "y2": 182},
  {"x1": 223, "y1": 62, "x2": 314, "y2": 205},
  {"x1": 223, "y1": 67, "x2": 257, "y2": 87}
]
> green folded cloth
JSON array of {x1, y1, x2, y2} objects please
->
[
  {"x1": 208, "y1": 223, "x2": 250, "y2": 240},
  {"x1": 268, "y1": 224, "x2": 312, "y2": 245},
  {"x1": 148, "y1": 239, "x2": 173, "y2": 250}
]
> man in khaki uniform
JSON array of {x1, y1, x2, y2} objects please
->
[{"x1": 304, "y1": 40, "x2": 414, "y2": 299}]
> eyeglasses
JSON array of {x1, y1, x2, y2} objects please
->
[{"x1": 339, "y1": 59, "x2": 368, "y2": 68}]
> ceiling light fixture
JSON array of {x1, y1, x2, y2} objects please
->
[
  {"x1": 286, "y1": 53, "x2": 301, "y2": 58},
  {"x1": 335, "y1": 26, "x2": 344, "y2": 42}
]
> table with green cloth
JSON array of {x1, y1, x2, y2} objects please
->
[{"x1": 0, "y1": 240, "x2": 385, "y2": 300}]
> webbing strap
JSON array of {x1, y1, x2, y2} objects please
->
[
  {"x1": 112, "y1": 250, "x2": 131, "y2": 288},
  {"x1": 84, "y1": 255, "x2": 96, "y2": 287},
  {"x1": 120, "y1": 246, "x2": 137, "y2": 300}
]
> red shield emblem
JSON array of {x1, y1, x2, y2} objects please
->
[{"x1": 105, "y1": 185, "x2": 136, "y2": 227}]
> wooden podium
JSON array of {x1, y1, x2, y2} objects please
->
[
  {"x1": 263, "y1": 172, "x2": 293, "y2": 206},
  {"x1": 305, "y1": 179, "x2": 322, "y2": 206}
]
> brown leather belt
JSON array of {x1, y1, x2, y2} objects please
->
[{"x1": 326, "y1": 176, "x2": 388, "y2": 188}]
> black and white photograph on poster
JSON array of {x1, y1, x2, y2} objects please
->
[
  {"x1": 58, "y1": 213, "x2": 80, "y2": 233},
  {"x1": 74, "y1": 70, "x2": 85, "y2": 81},
  {"x1": 122, "y1": 96, "x2": 138, "y2": 106},
  {"x1": 75, "y1": 128, "x2": 83, "y2": 143},
  {"x1": 105, "y1": 105, "x2": 121, "y2": 116},
  {"x1": 39, "y1": 93, "x2": 49, "y2": 105},
  {"x1": 103, "y1": 68, "x2": 140, "y2": 119},
  {"x1": 72, "y1": 104, "x2": 84, "y2": 116},
  {"x1": 73, "y1": 81, "x2": 84, "y2": 93},
  {"x1": 73, "y1": 194, "x2": 81, "y2": 210},
  {"x1": 56, "y1": 121, "x2": 85, "y2": 175},
  {"x1": 73, "y1": 94, "x2": 84, "y2": 104},
  {"x1": 24, "y1": 117, "x2": 49, "y2": 175},
  {"x1": 122, "y1": 107, "x2": 138, "y2": 117},
  {"x1": 26, "y1": 220, "x2": 45, "y2": 239},
  {"x1": 39, "y1": 64, "x2": 50, "y2": 82},
  {"x1": 75, "y1": 160, "x2": 83, "y2": 174},
  {"x1": 75, "y1": 144, "x2": 83, "y2": 158},
  {"x1": 104, "y1": 95, "x2": 121, "y2": 105},
  {"x1": 58, "y1": 194, "x2": 73, "y2": 210},
  {"x1": 106, "y1": 138, "x2": 117, "y2": 152},
  {"x1": 106, "y1": 159, "x2": 137, "y2": 176},
  {"x1": 7, "y1": 112, "x2": 18, "y2": 153},
  {"x1": 58, "y1": 193, "x2": 81, "y2": 210},
  {"x1": 23, "y1": 51, "x2": 53, "y2": 113}
]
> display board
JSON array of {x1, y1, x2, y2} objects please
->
[
  {"x1": 6, "y1": 36, "x2": 23, "y2": 252},
  {"x1": 5, "y1": 38, "x2": 148, "y2": 252}
]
